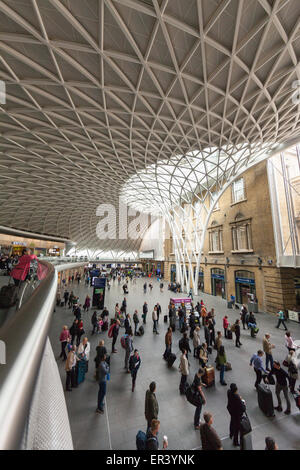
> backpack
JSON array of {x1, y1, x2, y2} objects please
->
[
  {"x1": 230, "y1": 324, "x2": 236, "y2": 332},
  {"x1": 121, "y1": 334, "x2": 128, "y2": 349},
  {"x1": 108, "y1": 323, "x2": 115, "y2": 338},
  {"x1": 136, "y1": 431, "x2": 156, "y2": 450}
]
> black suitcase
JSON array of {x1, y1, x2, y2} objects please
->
[
  {"x1": 179, "y1": 381, "x2": 189, "y2": 395},
  {"x1": 227, "y1": 330, "x2": 233, "y2": 340},
  {"x1": 0, "y1": 284, "x2": 18, "y2": 308},
  {"x1": 164, "y1": 315, "x2": 168, "y2": 323},
  {"x1": 138, "y1": 325, "x2": 144, "y2": 336},
  {"x1": 167, "y1": 353, "x2": 176, "y2": 367},
  {"x1": 207, "y1": 346, "x2": 212, "y2": 354},
  {"x1": 227, "y1": 301, "x2": 233, "y2": 309},
  {"x1": 171, "y1": 323, "x2": 176, "y2": 332},
  {"x1": 240, "y1": 433, "x2": 253, "y2": 450},
  {"x1": 257, "y1": 384, "x2": 275, "y2": 417}
]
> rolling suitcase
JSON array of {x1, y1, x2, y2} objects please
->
[
  {"x1": 167, "y1": 353, "x2": 176, "y2": 367},
  {"x1": 179, "y1": 381, "x2": 189, "y2": 395},
  {"x1": 227, "y1": 330, "x2": 233, "y2": 340},
  {"x1": 0, "y1": 283, "x2": 18, "y2": 308},
  {"x1": 202, "y1": 365, "x2": 215, "y2": 387},
  {"x1": 240, "y1": 433, "x2": 253, "y2": 450},
  {"x1": 164, "y1": 315, "x2": 168, "y2": 323},
  {"x1": 138, "y1": 325, "x2": 144, "y2": 336},
  {"x1": 77, "y1": 360, "x2": 86, "y2": 385},
  {"x1": 257, "y1": 384, "x2": 275, "y2": 417},
  {"x1": 294, "y1": 393, "x2": 300, "y2": 410}
]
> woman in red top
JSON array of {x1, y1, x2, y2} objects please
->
[
  {"x1": 11, "y1": 248, "x2": 38, "y2": 286},
  {"x1": 223, "y1": 316, "x2": 229, "y2": 338}
]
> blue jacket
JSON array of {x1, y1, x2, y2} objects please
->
[{"x1": 98, "y1": 361, "x2": 109, "y2": 383}]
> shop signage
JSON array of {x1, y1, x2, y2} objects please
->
[
  {"x1": 235, "y1": 277, "x2": 255, "y2": 285},
  {"x1": 211, "y1": 274, "x2": 224, "y2": 280},
  {"x1": 12, "y1": 241, "x2": 26, "y2": 246},
  {"x1": 288, "y1": 310, "x2": 300, "y2": 322}
]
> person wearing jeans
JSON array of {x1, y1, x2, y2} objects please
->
[
  {"x1": 250, "y1": 350, "x2": 267, "y2": 389},
  {"x1": 276, "y1": 310, "x2": 287, "y2": 331},
  {"x1": 96, "y1": 355, "x2": 109, "y2": 414},
  {"x1": 263, "y1": 334, "x2": 275, "y2": 371}
]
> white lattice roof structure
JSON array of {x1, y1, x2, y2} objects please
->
[{"x1": 0, "y1": 0, "x2": 300, "y2": 255}]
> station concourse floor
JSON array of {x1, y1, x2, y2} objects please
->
[{"x1": 48, "y1": 278, "x2": 300, "y2": 451}]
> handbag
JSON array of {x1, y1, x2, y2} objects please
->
[{"x1": 240, "y1": 412, "x2": 252, "y2": 436}]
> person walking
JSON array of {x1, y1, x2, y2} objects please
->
[
  {"x1": 124, "y1": 328, "x2": 134, "y2": 373},
  {"x1": 217, "y1": 345, "x2": 227, "y2": 386},
  {"x1": 96, "y1": 354, "x2": 110, "y2": 414},
  {"x1": 276, "y1": 310, "x2": 287, "y2": 331},
  {"x1": 234, "y1": 319, "x2": 242, "y2": 348},
  {"x1": 63, "y1": 290, "x2": 69, "y2": 308},
  {"x1": 267, "y1": 361, "x2": 291, "y2": 414},
  {"x1": 91, "y1": 311, "x2": 98, "y2": 335},
  {"x1": 76, "y1": 319, "x2": 84, "y2": 347},
  {"x1": 223, "y1": 315, "x2": 229, "y2": 338},
  {"x1": 111, "y1": 319, "x2": 120, "y2": 353},
  {"x1": 83, "y1": 295, "x2": 91, "y2": 313},
  {"x1": 179, "y1": 349, "x2": 189, "y2": 394},
  {"x1": 133, "y1": 310, "x2": 140, "y2": 336},
  {"x1": 200, "y1": 412, "x2": 223, "y2": 450},
  {"x1": 179, "y1": 332, "x2": 191, "y2": 359},
  {"x1": 250, "y1": 350, "x2": 267, "y2": 389},
  {"x1": 227, "y1": 383, "x2": 246, "y2": 447},
  {"x1": 262, "y1": 334, "x2": 275, "y2": 371},
  {"x1": 129, "y1": 349, "x2": 141, "y2": 392},
  {"x1": 152, "y1": 306, "x2": 159, "y2": 334},
  {"x1": 164, "y1": 327, "x2": 172, "y2": 359},
  {"x1": 142, "y1": 302, "x2": 148, "y2": 324},
  {"x1": 287, "y1": 350, "x2": 298, "y2": 394},
  {"x1": 145, "y1": 382, "x2": 159, "y2": 431},
  {"x1": 192, "y1": 368, "x2": 206, "y2": 430},
  {"x1": 193, "y1": 326, "x2": 201, "y2": 358},
  {"x1": 156, "y1": 303, "x2": 161, "y2": 322},
  {"x1": 240, "y1": 305, "x2": 248, "y2": 330},
  {"x1": 65, "y1": 345, "x2": 77, "y2": 391},
  {"x1": 285, "y1": 331, "x2": 299, "y2": 352},
  {"x1": 59, "y1": 325, "x2": 71, "y2": 360},
  {"x1": 69, "y1": 319, "x2": 78, "y2": 346}
]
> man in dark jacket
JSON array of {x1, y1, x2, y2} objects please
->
[
  {"x1": 129, "y1": 349, "x2": 141, "y2": 392},
  {"x1": 189, "y1": 311, "x2": 196, "y2": 339},
  {"x1": 267, "y1": 361, "x2": 291, "y2": 414},
  {"x1": 227, "y1": 383, "x2": 246, "y2": 446},
  {"x1": 96, "y1": 354, "x2": 109, "y2": 414},
  {"x1": 179, "y1": 332, "x2": 191, "y2": 359},
  {"x1": 111, "y1": 319, "x2": 120, "y2": 353},
  {"x1": 142, "y1": 302, "x2": 148, "y2": 324},
  {"x1": 145, "y1": 382, "x2": 159, "y2": 430},
  {"x1": 200, "y1": 412, "x2": 222, "y2": 450},
  {"x1": 156, "y1": 303, "x2": 161, "y2": 322}
]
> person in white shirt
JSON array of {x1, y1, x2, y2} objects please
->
[
  {"x1": 78, "y1": 337, "x2": 91, "y2": 372},
  {"x1": 152, "y1": 306, "x2": 159, "y2": 334},
  {"x1": 285, "y1": 331, "x2": 299, "y2": 352}
]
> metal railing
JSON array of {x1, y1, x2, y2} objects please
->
[{"x1": 0, "y1": 260, "x2": 86, "y2": 450}]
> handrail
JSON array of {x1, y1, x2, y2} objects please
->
[{"x1": 0, "y1": 260, "x2": 86, "y2": 450}]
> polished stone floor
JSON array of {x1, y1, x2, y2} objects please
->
[{"x1": 48, "y1": 277, "x2": 300, "y2": 450}]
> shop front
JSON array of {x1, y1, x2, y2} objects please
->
[
  {"x1": 194, "y1": 267, "x2": 204, "y2": 292},
  {"x1": 235, "y1": 270, "x2": 256, "y2": 305},
  {"x1": 211, "y1": 268, "x2": 226, "y2": 299},
  {"x1": 11, "y1": 241, "x2": 27, "y2": 256}
]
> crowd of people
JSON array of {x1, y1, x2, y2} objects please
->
[{"x1": 55, "y1": 271, "x2": 300, "y2": 451}]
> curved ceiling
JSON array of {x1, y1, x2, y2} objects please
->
[{"x1": 0, "y1": 0, "x2": 300, "y2": 253}]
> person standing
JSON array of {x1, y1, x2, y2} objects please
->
[
  {"x1": 65, "y1": 345, "x2": 77, "y2": 391},
  {"x1": 240, "y1": 305, "x2": 248, "y2": 330},
  {"x1": 234, "y1": 319, "x2": 242, "y2": 348},
  {"x1": 83, "y1": 295, "x2": 91, "y2": 312},
  {"x1": 59, "y1": 325, "x2": 71, "y2": 361},
  {"x1": 124, "y1": 328, "x2": 134, "y2": 372},
  {"x1": 77, "y1": 336, "x2": 90, "y2": 372},
  {"x1": 145, "y1": 382, "x2": 159, "y2": 431},
  {"x1": 152, "y1": 306, "x2": 159, "y2": 334},
  {"x1": 267, "y1": 361, "x2": 291, "y2": 414},
  {"x1": 76, "y1": 319, "x2": 84, "y2": 347},
  {"x1": 287, "y1": 350, "x2": 298, "y2": 394},
  {"x1": 250, "y1": 350, "x2": 267, "y2": 389},
  {"x1": 179, "y1": 332, "x2": 191, "y2": 359},
  {"x1": 217, "y1": 345, "x2": 227, "y2": 386},
  {"x1": 129, "y1": 349, "x2": 141, "y2": 392},
  {"x1": 265, "y1": 437, "x2": 278, "y2": 450},
  {"x1": 193, "y1": 326, "x2": 201, "y2": 358},
  {"x1": 227, "y1": 383, "x2": 246, "y2": 447},
  {"x1": 262, "y1": 334, "x2": 275, "y2": 371},
  {"x1": 91, "y1": 311, "x2": 98, "y2": 335},
  {"x1": 223, "y1": 315, "x2": 229, "y2": 338},
  {"x1": 133, "y1": 310, "x2": 140, "y2": 336},
  {"x1": 179, "y1": 349, "x2": 189, "y2": 394},
  {"x1": 215, "y1": 331, "x2": 222, "y2": 352},
  {"x1": 63, "y1": 290, "x2": 69, "y2": 308},
  {"x1": 94, "y1": 340, "x2": 107, "y2": 380},
  {"x1": 156, "y1": 303, "x2": 161, "y2": 322},
  {"x1": 124, "y1": 313, "x2": 132, "y2": 335},
  {"x1": 164, "y1": 327, "x2": 172, "y2": 359},
  {"x1": 96, "y1": 354, "x2": 110, "y2": 414},
  {"x1": 189, "y1": 310, "x2": 196, "y2": 340},
  {"x1": 146, "y1": 419, "x2": 168, "y2": 450},
  {"x1": 200, "y1": 412, "x2": 223, "y2": 450},
  {"x1": 285, "y1": 331, "x2": 299, "y2": 352},
  {"x1": 111, "y1": 319, "x2": 120, "y2": 353},
  {"x1": 276, "y1": 310, "x2": 287, "y2": 331},
  {"x1": 192, "y1": 368, "x2": 206, "y2": 430},
  {"x1": 142, "y1": 302, "x2": 148, "y2": 324}
]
